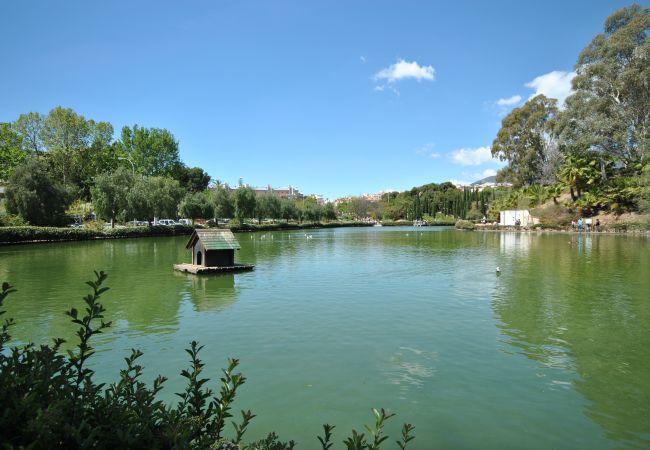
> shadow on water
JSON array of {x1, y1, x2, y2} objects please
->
[{"x1": 491, "y1": 232, "x2": 650, "y2": 448}]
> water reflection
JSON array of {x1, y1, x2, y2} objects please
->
[
  {"x1": 492, "y1": 233, "x2": 650, "y2": 447},
  {"x1": 178, "y1": 273, "x2": 238, "y2": 312}
]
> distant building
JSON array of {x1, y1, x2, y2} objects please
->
[{"x1": 230, "y1": 184, "x2": 303, "y2": 199}]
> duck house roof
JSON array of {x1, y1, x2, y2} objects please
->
[{"x1": 186, "y1": 229, "x2": 241, "y2": 251}]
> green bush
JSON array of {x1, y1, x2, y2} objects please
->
[
  {"x1": 0, "y1": 273, "x2": 415, "y2": 449},
  {"x1": 0, "y1": 225, "x2": 195, "y2": 244},
  {"x1": 454, "y1": 220, "x2": 475, "y2": 230}
]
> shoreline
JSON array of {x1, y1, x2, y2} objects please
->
[{"x1": 0, "y1": 222, "x2": 373, "y2": 246}]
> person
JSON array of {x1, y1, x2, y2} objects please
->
[
  {"x1": 571, "y1": 219, "x2": 576, "y2": 230},
  {"x1": 577, "y1": 217, "x2": 584, "y2": 231},
  {"x1": 595, "y1": 218, "x2": 600, "y2": 232}
]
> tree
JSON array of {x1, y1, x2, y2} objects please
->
[
  {"x1": 0, "y1": 123, "x2": 26, "y2": 181},
  {"x1": 234, "y1": 186, "x2": 256, "y2": 222},
  {"x1": 5, "y1": 158, "x2": 70, "y2": 226},
  {"x1": 323, "y1": 202, "x2": 337, "y2": 221},
  {"x1": 556, "y1": 5, "x2": 649, "y2": 171},
  {"x1": 118, "y1": 125, "x2": 181, "y2": 177},
  {"x1": 146, "y1": 176, "x2": 184, "y2": 220},
  {"x1": 91, "y1": 167, "x2": 135, "y2": 227},
  {"x1": 41, "y1": 107, "x2": 95, "y2": 186},
  {"x1": 491, "y1": 95, "x2": 560, "y2": 187},
  {"x1": 179, "y1": 191, "x2": 214, "y2": 223},
  {"x1": 255, "y1": 194, "x2": 281, "y2": 224},
  {"x1": 280, "y1": 198, "x2": 298, "y2": 222},
  {"x1": 173, "y1": 165, "x2": 211, "y2": 192},
  {"x1": 211, "y1": 186, "x2": 235, "y2": 222},
  {"x1": 12, "y1": 112, "x2": 44, "y2": 153}
]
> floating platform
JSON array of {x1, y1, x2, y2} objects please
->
[{"x1": 173, "y1": 263, "x2": 254, "y2": 274}]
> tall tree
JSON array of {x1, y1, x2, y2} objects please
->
[
  {"x1": 118, "y1": 125, "x2": 180, "y2": 177},
  {"x1": 5, "y1": 158, "x2": 70, "y2": 226},
  {"x1": 179, "y1": 191, "x2": 214, "y2": 223},
  {"x1": 173, "y1": 165, "x2": 211, "y2": 192},
  {"x1": 492, "y1": 95, "x2": 560, "y2": 187},
  {"x1": 556, "y1": 5, "x2": 649, "y2": 171},
  {"x1": 210, "y1": 186, "x2": 234, "y2": 221},
  {"x1": 91, "y1": 167, "x2": 135, "y2": 227},
  {"x1": 0, "y1": 123, "x2": 26, "y2": 181},
  {"x1": 234, "y1": 186, "x2": 256, "y2": 222},
  {"x1": 12, "y1": 112, "x2": 44, "y2": 153},
  {"x1": 255, "y1": 194, "x2": 281, "y2": 223}
]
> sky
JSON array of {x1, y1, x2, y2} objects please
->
[{"x1": 0, "y1": 0, "x2": 635, "y2": 200}]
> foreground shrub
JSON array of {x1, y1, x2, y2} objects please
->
[{"x1": 0, "y1": 273, "x2": 414, "y2": 449}]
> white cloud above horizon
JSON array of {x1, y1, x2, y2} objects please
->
[
  {"x1": 525, "y1": 70, "x2": 575, "y2": 105},
  {"x1": 449, "y1": 146, "x2": 497, "y2": 166},
  {"x1": 374, "y1": 59, "x2": 435, "y2": 83},
  {"x1": 496, "y1": 95, "x2": 522, "y2": 106}
]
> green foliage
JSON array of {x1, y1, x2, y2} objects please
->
[
  {"x1": 118, "y1": 125, "x2": 181, "y2": 177},
  {"x1": 557, "y1": 4, "x2": 649, "y2": 168},
  {"x1": 0, "y1": 273, "x2": 414, "y2": 449},
  {"x1": 91, "y1": 167, "x2": 135, "y2": 226},
  {"x1": 0, "y1": 123, "x2": 27, "y2": 180},
  {"x1": 174, "y1": 165, "x2": 212, "y2": 192},
  {"x1": 180, "y1": 191, "x2": 215, "y2": 222},
  {"x1": 454, "y1": 219, "x2": 475, "y2": 230},
  {"x1": 234, "y1": 187, "x2": 257, "y2": 222},
  {"x1": 255, "y1": 194, "x2": 282, "y2": 224},
  {"x1": 491, "y1": 95, "x2": 559, "y2": 187},
  {"x1": 211, "y1": 186, "x2": 235, "y2": 221},
  {"x1": 5, "y1": 157, "x2": 71, "y2": 226},
  {"x1": 0, "y1": 224, "x2": 195, "y2": 244}
]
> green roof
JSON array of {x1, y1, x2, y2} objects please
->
[{"x1": 186, "y1": 229, "x2": 241, "y2": 251}]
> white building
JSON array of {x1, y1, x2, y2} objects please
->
[{"x1": 499, "y1": 210, "x2": 535, "y2": 226}]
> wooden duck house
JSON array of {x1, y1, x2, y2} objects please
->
[{"x1": 174, "y1": 229, "x2": 254, "y2": 274}]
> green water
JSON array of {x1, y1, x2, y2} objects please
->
[{"x1": 1, "y1": 227, "x2": 649, "y2": 449}]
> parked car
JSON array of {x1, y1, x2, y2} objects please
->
[
  {"x1": 177, "y1": 218, "x2": 191, "y2": 226},
  {"x1": 156, "y1": 219, "x2": 177, "y2": 226}
]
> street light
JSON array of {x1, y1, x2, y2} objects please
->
[{"x1": 118, "y1": 156, "x2": 135, "y2": 176}]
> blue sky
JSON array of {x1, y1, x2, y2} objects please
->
[{"x1": 0, "y1": 0, "x2": 633, "y2": 199}]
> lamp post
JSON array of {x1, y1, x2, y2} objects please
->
[{"x1": 118, "y1": 156, "x2": 135, "y2": 176}]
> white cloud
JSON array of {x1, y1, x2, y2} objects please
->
[
  {"x1": 374, "y1": 59, "x2": 435, "y2": 83},
  {"x1": 429, "y1": 152, "x2": 441, "y2": 159},
  {"x1": 360, "y1": 56, "x2": 367, "y2": 63},
  {"x1": 496, "y1": 95, "x2": 521, "y2": 106},
  {"x1": 525, "y1": 70, "x2": 576, "y2": 105},
  {"x1": 450, "y1": 146, "x2": 496, "y2": 166}
]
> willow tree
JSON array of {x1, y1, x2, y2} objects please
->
[{"x1": 491, "y1": 95, "x2": 559, "y2": 187}]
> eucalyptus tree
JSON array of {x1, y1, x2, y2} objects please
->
[
  {"x1": 555, "y1": 4, "x2": 649, "y2": 174},
  {"x1": 491, "y1": 95, "x2": 560, "y2": 187}
]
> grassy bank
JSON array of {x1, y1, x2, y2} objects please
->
[{"x1": 0, "y1": 222, "x2": 373, "y2": 245}]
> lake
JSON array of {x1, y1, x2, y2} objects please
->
[{"x1": 1, "y1": 227, "x2": 648, "y2": 449}]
